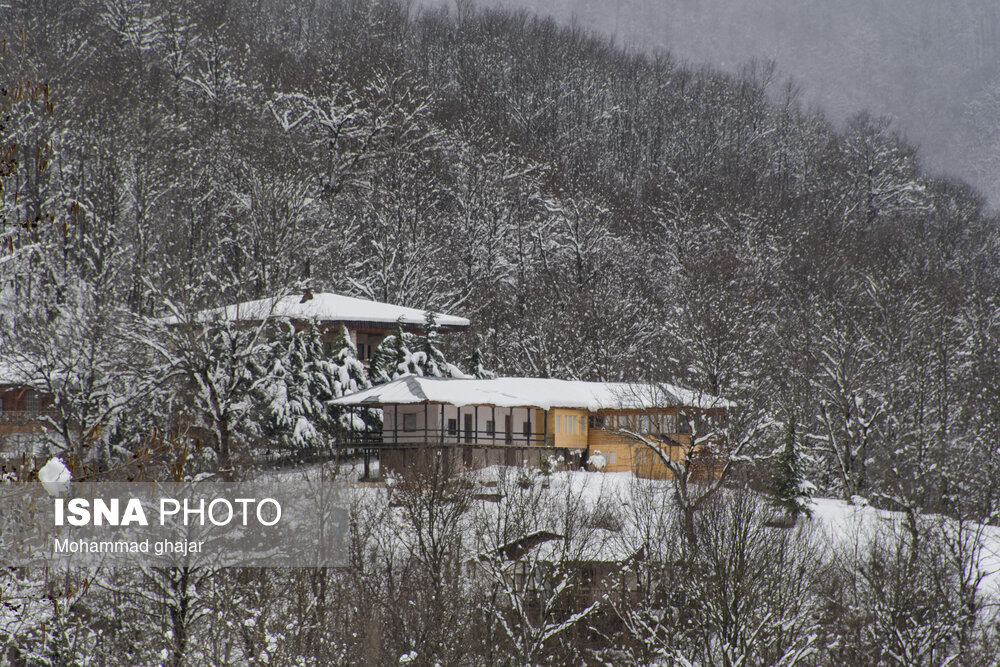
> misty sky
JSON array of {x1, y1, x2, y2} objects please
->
[{"x1": 456, "y1": 0, "x2": 1000, "y2": 206}]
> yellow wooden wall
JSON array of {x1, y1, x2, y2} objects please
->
[
  {"x1": 587, "y1": 425, "x2": 694, "y2": 478},
  {"x1": 545, "y1": 408, "x2": 588, "y2": 449}
]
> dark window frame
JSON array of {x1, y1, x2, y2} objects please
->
[{"x1": 402, "y1": 413, "x2": 417, "y2": 432}]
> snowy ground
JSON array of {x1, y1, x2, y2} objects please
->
[
  {"x1": 272, "y1": 461, "x2": 1000, "y2": 598},
  {"x1": 809, "y1": 496, "x2": 1000, "y2": 597}
]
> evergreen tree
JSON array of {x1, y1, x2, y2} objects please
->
[
  {"x1": 462, "y1": 335, "x2": 495, "y2": 379},
  {"x1": 369, "y1": 319, "x2": 420, "y2": 384},
  {"x1": 260, "y1": 324, "x2": 339, "y2": 450},
  {"x1": 327, "y1": 325, "x2": 369, "y2": 397},
  {"x1": 769, "y1": 413, "x2": 813, "y2": 518},
  {"x1": 369, "y1": 314, "x2": 467, "y2": 383},
  {"x1": 326, "y1": 325, "x2": 379, "y2": 431},
  {"x1": 413, "y1": 311, "x2": 449, "y2": 376},
  {"x1": 412, "y1": 311, "x2": 468, "y2": 378}
]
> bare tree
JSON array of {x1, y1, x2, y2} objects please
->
[{"x1": 614, "y1": 382, "x2": 769, "y2": 548}]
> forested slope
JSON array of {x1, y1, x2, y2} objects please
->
[{"x1": 2, "y1": 0, "x2": 1000, "y2": 514}]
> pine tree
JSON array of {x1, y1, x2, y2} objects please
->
[
  {"x1": 462, "y1": 336, "x2": 495, "y2": 379},
  {"x1": 411, "y1": 311, "x2": 469, "y2": 378},
  {"x1": 769, "y1": 413, "x2": 813, "y2": 519},
  {"x1": 260, "y1": 324, "x2": 339, "y2": 450},
  {"x1": 413, "y1": 311, "x2": 449, "y2": 376},
  {"x1": 369, "y1": 319, "x2": 419, "y2": 384},
  {"x1": 327, "y1": 325, "x2": 369, "y2": 397},
  {"x1": 325, "y1": 325, "x2": 378, "y2": 431}
]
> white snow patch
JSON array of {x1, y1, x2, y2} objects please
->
[{"x1": 38, "y1": 457, "x2": 72, "y2": 496}]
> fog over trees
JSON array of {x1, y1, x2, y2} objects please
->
[{"x1": 472, "y1": 0, "x2": 1000, "y2": 205}]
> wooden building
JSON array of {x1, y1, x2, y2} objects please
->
[
  {"x1": 167, "y1": 291, "x2": 469, "y2": 362},
  {"x1": 0, "y1": 363, "x2": 49, "y2": 457},
  {"x1": 330, "y1": 376, "x2": 730, "y2": 478},
  {"x1": 469, "y1": 528, "x2": 643, "y2": 610}
]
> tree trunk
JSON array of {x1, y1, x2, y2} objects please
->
[
  {"x1": 218, "y1": 418, "x2": 233, "y2": 481},
  {"x1": 681, "y1": 502, "x2": 697, "y2": 552}
]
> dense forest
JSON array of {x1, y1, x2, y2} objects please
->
[
  {"x1": 478, "y1": 0, "x2": 1000, "y2": 204},
  {"x1": 2, "y1": 0, "x2": 1000, "y2": 663}
]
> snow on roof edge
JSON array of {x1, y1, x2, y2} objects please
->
[
  {"x1": 161, "y1": 292, "x2": 470, "y2": 328},
  {"x1": 331, "y1": 375, "x2": 734, "y2": 411}
]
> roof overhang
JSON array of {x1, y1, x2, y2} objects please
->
[{"x1": 331, "y1": 375, "x2": 735, "y2": 411}]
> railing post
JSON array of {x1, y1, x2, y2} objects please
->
[{"x1": 348, "y1": 406, "x2": 355, "y2": 456}]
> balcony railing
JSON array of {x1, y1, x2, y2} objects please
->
[
  {"x1": 0, "y1": 410, "x2": 54, "y2": 425},
  {"x1": 332, "y1": 424, "x2": 703, "y2": 450},
  {"x1": 333, "y1": 427, "x2": 557, "y2": 449}
]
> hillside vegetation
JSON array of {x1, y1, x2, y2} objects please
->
[{"x1": 3, "y1": 0, "x2": 1000, "y2": 662}]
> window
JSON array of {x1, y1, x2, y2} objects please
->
[
  {"x1": 448, "y1": 419, "x2": 457, "y2": 436},
  {"x1": 589, "y1": 415, "x2": 605, "y2": 429},
  {"x1": 0, "y1": 397, "x2": 4, "y2": 412},
  {"x1": 608, "y1": 452, "x2": 616, "y2": 465},
  {"x1": 357, "y1": 343, "x2": 366, "y2": 360},
  {"x1": 464, "y1": 414, "x2": 473, "y2": 443},
  {"x1": 403, "y1": 414, "x2": 417, "y2": 432},
  {"x1": 522, "y1": 421, "x2": 531, "y2": 439},
  {"x1": 486, "y1": 420, "x2": 495, "y2": 437},
  {"x1": 24, "y1": 390, "x2": 38, "y2": 413},
  {"x1": 580, "y1": 416, "x2": 585, "y2": 433},
  {"x1": 505, "y1": 415, "x2": 512, "y2": 444}
]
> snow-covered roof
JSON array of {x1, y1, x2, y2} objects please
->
[
  {"x1": 531, "y1": 527, "x2": 636, "y2": 563},
  {"x1": 166, "y1": 292, "x2": 470, "y2": 329},
  {"x1": 330, "y1": 376, "x2": 733, "y2": 411},
  {"x1": 478, "y1": 528, "x2": 636, "y2": 564}
]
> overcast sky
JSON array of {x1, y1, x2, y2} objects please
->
[{"x1": 459, "y1": 0, "x2": 1000, "y2": 206}]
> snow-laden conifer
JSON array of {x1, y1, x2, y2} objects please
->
[
  {"x1": 462, "y1": 335, "x2": 496, "y2": 379},
  {"x1": 769, "y1": 413, "x2": 814, "y2": 519}
]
